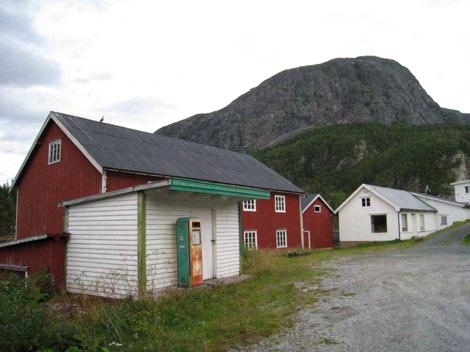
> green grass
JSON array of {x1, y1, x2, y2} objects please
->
[
  {"x1": 462, "y1": 234, "x2": 470, "y2": 245},
  {"x1": 0, "y1": 240, "x2": 416, "y2": 352}
]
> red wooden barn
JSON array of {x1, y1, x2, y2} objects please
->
[
  {"x1": 1, "y1": 111, "x2": 304, "y2": 289},
  {"x1": 301, "y1": 194, "x2": 335, "y2": 249}
]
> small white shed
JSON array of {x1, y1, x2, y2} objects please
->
[{"x1": 62, "y1": 178, "x2": 269, "y2": 298}]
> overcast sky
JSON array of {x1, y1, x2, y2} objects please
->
[{"x1": 1, "y1": 0, "x2": 469, "y2": 184}]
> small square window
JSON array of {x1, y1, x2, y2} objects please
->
[
  {"x1": 48, "y1": 140, "x2": 61, "y2": 164},
  {"x1": 314, "y1": 205, "x2": 321, "y2": 213},
  {"x1": 440, "y1": 215, "x2": 448, "y2": 226},
  {"x1": 275, "y1": 195, "x2": 286, "y2": 213},
  {"x1": 276, "y1": 229, "x2": 287, "y2": 248},
  {"x1": 243, "y1": 199, "x2": 256, "y2": 212},
  {"x1": 362, "y1": 197, "x2": 371, "y2": 207},
  {"x1": 244, "y1": 230, "x2": 257, "y2": 250}
]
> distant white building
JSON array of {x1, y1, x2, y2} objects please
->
[
  {"x1": 336, "y1": 184, "x2": 470, "y2": 245},
  {"x1": 451, "y1": 179, "x2": 470, "y2": 203}
]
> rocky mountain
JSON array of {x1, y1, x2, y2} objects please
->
[{"x1": 156, "y1": 56, "x2": 469, "y2": 152}]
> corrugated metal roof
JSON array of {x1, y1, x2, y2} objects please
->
[
  {"x1": 412, "y1": 192, "x2": 469, "y2": 208},
  {"x1": 301, "y1": 194, "x2": 318, "y2": 210},
  {"x1": 53, "y1": 112, "x2": 303, "y2": 193},
  {"x1": 366, "y1": 185, "x2": 436, "y2": 212}
]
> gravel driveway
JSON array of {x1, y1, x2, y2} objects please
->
[{"x1": 244, "y1": 223, "x2": 470, "y2": 352}]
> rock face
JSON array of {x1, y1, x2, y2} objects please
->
[{"x1": 156, "y1": 56, "x2": 469, "y2": 152}]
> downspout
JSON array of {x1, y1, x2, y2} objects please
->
[
  {"x1": 299, "y1": 194, "x2": 304, "y2": 249},
  {"x1": 238, "y1": 202, "x2": 243, "y2": 257},
  {"x1": 397, "y1": 211, "x2": 401, "y2": 241}
]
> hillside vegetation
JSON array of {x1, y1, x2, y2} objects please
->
[{"x1": 254, "y1": 123, "x2": 470, "y2": 207}]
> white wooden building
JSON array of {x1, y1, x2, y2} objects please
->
[
  {"x1": 451, "y1": 179, "x2": 470, "y2": 203},
  {"x1": 336, "y1": 184, "x2": 470, "y2": 245},
  {"x1": 62, "y1": 179, "x2": 269, "y2": 298}
]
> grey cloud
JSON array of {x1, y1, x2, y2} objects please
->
[
  {"x1": 0, "y1": 5, "x2": 42, "y2": 44},
  {"x1": 107, "y1": 96, "x2": 177, "y2": 115},
  {"x1": 0, "y1": 40, "x2": 60, "y2": 87},
  {"x1": 0, "y1": 2, "x2": 61, "y2": 87}
]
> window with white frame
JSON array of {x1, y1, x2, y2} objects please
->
[
  {"x1": 465, "y1": 186, "x2": 470, "y2": 194},
  {"x1": 419, "y1": 214, "x2": 425, "y2": 232},
  {"x1": 274, "y1": 195, "x2": 286, "y2": 213},
  {"x1": 314, "y1": 205, "x2": 321, "y2": 213},
  {"x1": 48, "y1": 140, "x2": 61, "y2": 164},
  {"x1": 361, "y1": 197, "x2": 371, "y2": 207},
  {"x1": 244, "y1": 230, "x2": 257, "y2": 249},
  {"x1": 371, "y1": 214, "x2": 387, "y2": 233},
  {"x1": 440, "y1": 215, "x2": 448, "y2": 226},
  {"x1": 276, "y1": 229, "x2": 287, "y2": 248},
  {"x1": 243, "y1": 199, "x2": 256, "y2": 211},
  {"x1": 401, "y1": 213, "x2": 408, "y2": 232}
]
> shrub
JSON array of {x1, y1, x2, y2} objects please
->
[{"x1": 0, "y1": 272, "x2": 74, "y2": 352}]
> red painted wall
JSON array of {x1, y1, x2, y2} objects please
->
[
  {"x1": 302, "y1": 197, "x2": 334, "y2": 248},
  {"x1": 241, "y1": 192, "x2": 302, "y2": 249},
  {"x1": 0, "y1": 235, "x2": 68, "y2": 289},
  {"x1": 106, "y1": 171, "x2": 167, "y2": 192},
  {"x1": 16, "y1": 121, "x2": 102, "y2": 239}
]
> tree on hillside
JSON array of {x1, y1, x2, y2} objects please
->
[{"x1": 0, "y1": 183, "x2": 16, "y2": 240}]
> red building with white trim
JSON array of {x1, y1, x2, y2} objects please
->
[
  {"x1": 3, "y1": 111, "x2": 304, "y2": 287},
  {"x1": 301, "y1": 194, "x2": 335, "y2": 249},
  {"x1": 241, "y1": 193, "x2": 303, "y2": 249}
]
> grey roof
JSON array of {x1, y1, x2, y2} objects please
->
[
  {"x1": 412, "y1": 192, "x2": 470, "y2": 208},
  {"x1": 366, "y1": 185, "x2": 436, "y2": 212},
  {"x1": 301, "y1": 194, "x2": 318, "y2": 210},
  {"x1": 52, "y1": 112, "x2": 303, "y2": 193}
]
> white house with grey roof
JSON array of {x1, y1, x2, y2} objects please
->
[
  {"x1": 337, "y1": 184, "x2": 470, "y2": 245},
  {"x1": 336, "y1": 185, "x2": 437, "y2": 245}
]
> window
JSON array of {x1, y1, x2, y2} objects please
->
[
  {"x1": 361, "y1": 197, "x2": 371, "y2": 207},
  {"x1": 274, "y1": 195, "x2": 286, "y2": 213},
  {"x1": 314, "y1": 205, "x2": 321, "y2": 213},
  {"x1": 244, "y1": 230, "x2": 257, "y2": 249},
  {"x1": 371, "y1": 214, "x2": 387, "y2": 233},
  {"x1": 48, "y1": 140, "x2": 61, "y2": 164},
  {"x1": 276, "y1": 229, "x2": 287, "y2": 248},
  {"x1": 440, "y1": 215, "x2": 448, "y2": 226},
  {"x1": 243, "y1": 199, "x2": 256, "y2": 211},
  {"x1": 419, "y1": 214, "x2": 425, "y2": 232},
  {"x1": 401, "y1": 214, "x2": 408, "y2": 232},
  {"x1": 465, "y1": 186, "x2": 470, "y2": 194}
]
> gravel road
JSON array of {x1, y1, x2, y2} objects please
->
[{"x1": 243, "y1": 223, "x2": 470, "y2": 352}]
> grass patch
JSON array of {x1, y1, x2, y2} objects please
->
[
  {"x1": 0, "y1": 239, "x2": 418, "y2": 351},
  {"x1": 462, "y1": 234, "x2": 470, "y2": 246}
]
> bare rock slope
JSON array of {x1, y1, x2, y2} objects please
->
[{"x1": 156, "y1": 56, "x2": 469, "y2": 152}]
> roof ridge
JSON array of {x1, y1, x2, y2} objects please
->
[{"x1": 51, "y1": 111, "x2": 256, "y2": 158}]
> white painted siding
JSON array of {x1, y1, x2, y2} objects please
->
[
  {"x1": 338, "y1": 188, "x2": 437, "y2": 242},
  {"x1": 214, "y1": 203, "x2": 240, "y2": 278},
  {"x1": 413, "y1": 197, "x2": 470, "y2": 230},
  {"x1": 339, "y1": 188, "x2": 399, "y2": 242},
  {"x1": 66, "y1": 193, "x2": 138, "y2": 298},
  {"x1": 145, "y1": 191, "x2": 240, "y2": 294},
  {"x1": 453, "y1": 181, "x2": 470, "y2": 203}
]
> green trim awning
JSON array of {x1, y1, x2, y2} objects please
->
[{"x1": 170, "y1": 178, "x2": 270, "y2": 199}]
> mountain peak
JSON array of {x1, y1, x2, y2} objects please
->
[{"x1": 156, "y1": 56, "x2": 469, "y2": 152}]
